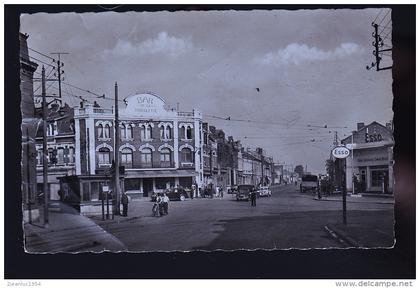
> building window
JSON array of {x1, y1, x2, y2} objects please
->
[
  {"x1": 120, "y1": 123, "x2": 126, "y2": 139},
  {"x1": 160, "y1": 125, "x2": 172, "y2": 140},
  {"x1": 127, "y1": 125, "x2": 133, "y2": 139},
  {"x1": 160, "y1": 148, "x2": 171, "y2": 167},
  {"x1": 48, "y1": 148, "x2": 57, "y2": 165},
  {"x1": 104, "y1": 124, "x2": 111, "y2": 138},
  {"x1": 141, "y1": 125, "x2": 152, "y2": 140},
  {"x1": 140, "y1": 148, "x2": 153, "y2": 167},
  {"x1": 121, "y1": 148, "x2": 133, "y2": 168},
  {"x1": 37, "y1": 150, "x2": 43, "y2": 165},
  {"x1": 46, "y1": 122, "x2": 56, "y2": 136},
  {"x1": 97, "y1": 124, "x2": 104, "y2": 138},
  {"x1": 371, "y1": 170, "x2": 386, "y2": 187},
  {"x1": 57, "y1": 148, "x2": 64, "y2": 165},
  {"x1": 98, "y1": 147, "x2": 111, "y2": 165},
  {"x1": 186, "y1": 126, "x2": 192, "y2": 139},
  {"x1": 181, "y1": 147, "x2": 193, "y2": 163},
  {"x1": 69, "y1": 147, "x2": 75, "y2": 163}
]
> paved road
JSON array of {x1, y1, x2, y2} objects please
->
[{"x1": 92, "y1": 184, "x2": 393, "y2": 251}]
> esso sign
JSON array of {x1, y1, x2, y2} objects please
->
[{"x1": 332, "y1": 146, "x2": 350, "y2": 159}]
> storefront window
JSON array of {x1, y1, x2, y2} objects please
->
[
  {"x1": 90, "y1": 182, "x2": 100, "y2": 201},
  {"x1": 82, "y1": 182, "x2": 90, "y2": 201},
  {"x1": 156, "y1": 178, "x2": 173, "y2": 190},
  {"x1": 371, "y1": 170, "x2": 384, "y2": 187}
]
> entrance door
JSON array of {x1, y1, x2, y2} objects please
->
[{"x1": 143, "y1": 178, "x2": 153, "y2": 197}]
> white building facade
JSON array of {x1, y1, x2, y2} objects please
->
[{"x1": 73, "y1": 92, "x2": 204, "y2": 199}]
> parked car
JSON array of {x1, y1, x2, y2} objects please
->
[
  {"x1": 257, "y1": 186, "x2": 272, "y2": 197},
  {"x1": 236, "y1": 184, "x2": 254, "y2": 201},
  {"x1": 150, "y1": 187, "x2": 190, "y2": 202}
]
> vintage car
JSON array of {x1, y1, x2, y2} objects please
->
[
  {"x1": 236, "y1": 184, "x2": 254, "y2": 201},
  {"x1": 257, "y1": 186, "x2": 272, "y2": 197},
  {"x1": 227, "y1": 185, "x2": 238, "y2": 194}
]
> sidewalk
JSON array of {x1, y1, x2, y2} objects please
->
[
  {"x1": 324, "y1": 209, "x2": 395, "y2": 248},
  {"x1": 24, "y1": 208, "x2": 127, "y2": 253},
  {"x1": 313, "y1": 194, "x2": 394, "y2": 204}
]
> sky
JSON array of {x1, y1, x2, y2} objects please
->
[{"x1": 21, "y1": 8, "x2": 393, "y2": 174}]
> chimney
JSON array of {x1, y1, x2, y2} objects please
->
[{"x1": 357, "y1": 122, "x2": 365, "y2": 130}]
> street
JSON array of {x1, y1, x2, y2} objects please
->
[{"x1": 90, "y1": 184, "x2": 394, "y2": 251}]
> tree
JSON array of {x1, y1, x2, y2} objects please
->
[{"x1": 294, "y1": 165, "x2": 304, "y2": 177}]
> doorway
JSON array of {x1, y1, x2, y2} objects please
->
[{"x1": 143, "y1": 178, "x2": 153, "y2": 197}]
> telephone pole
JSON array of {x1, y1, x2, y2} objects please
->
[
  {"x1": 367, "y1": 23, "x2": 392, "y2": 71},
  {"x1": 41, "y1": 66, "x2": 49, "y2": 227},
  {"x1": 50, "y1": 52, "x2": 69, "y2": 100},
  {"x1": 114, "y1": 82, "x2": 121, "y2": 215}
]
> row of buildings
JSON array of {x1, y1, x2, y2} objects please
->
[
  {"x1": 34, "y1": 94, "x2": 276, "y2": 204},
  {"x1": 20, "y1": 33, "x2": 277, "y2": 216}
]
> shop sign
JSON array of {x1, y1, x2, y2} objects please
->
[
  {"x1": 365, "y1": 133, "x2": 383, "y2": 143},
  {"x1": 332, "y1": 146, "x2": 350, "y2": 159}
]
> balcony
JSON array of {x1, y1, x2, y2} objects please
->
[
  {"x1": 180, "y1": 162, "x2": 194, "y2": 169},
  {"x1": 129, "y1": 162, "x2": 175, "y2": 169},
  {"x1": 177, "y1": 111, "x2": 194, "y2": 117}
]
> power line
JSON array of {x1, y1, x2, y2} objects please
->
[
  {"x1": 379, "y1": 19, "x2": 392, "y2": 35},
  {"x1": 21, "y1": 52, "x2": 55, "y2": 68},
  {"x1": 377, "y1": 9, "x2": 391, "y2": 26},
  {"x1": 28, "y1": 47, "x2": 56, "y2": 61},
  {"x1": 372, "y1": 9, "x2": 383, "y2": 24}
]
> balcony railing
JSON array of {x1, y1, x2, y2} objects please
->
[
  {"x1": 129, "y1": 162, "x2": 175, "y2": 169},
  {"x1": 177, "y1": 111, "x2": 194, "y2": 117}
]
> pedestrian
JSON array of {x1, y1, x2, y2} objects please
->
[
  {"x1": 157, "y1": 193, "x2": 164, "y2": 216},
  {"x1": 121, "y1": 191, "x2": 129, "y2": 217},
  {"x1": 216, "y1": 185, "x2": 220, "y2": 197},
  {"x1": 191, "y1": 183, "x2": 196, "y2": 199},
  {"x1": 250, "y1": 188, "x2": 257, "y2": 206},
  {"x1": 163, "y1": 193, "x2": 170, "y2": 215},
  {"x1": 220, "y1": 185, "x2": 224, "y2": 198}
]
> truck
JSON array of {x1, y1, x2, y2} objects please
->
[{"x1": 300, "y1": 174, "x2": 319, "y2": 193}]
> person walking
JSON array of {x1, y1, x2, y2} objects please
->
[
  {"x1": 220, "y1": 185, "x2": 224, "y2": 198},
  {"x1": 162, "y1": 193, "x2": 170, "y2": 215},
  {"x1": 121, "y1": 191, "x2": 129, "y2": 217}
]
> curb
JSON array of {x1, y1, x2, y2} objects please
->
[{"x1": 324, "y1": 225, "x2": 360, "y2": 248}]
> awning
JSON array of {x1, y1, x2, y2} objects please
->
[{"x1": 124, "y1": 169, "x2": 198, "y2": 179}]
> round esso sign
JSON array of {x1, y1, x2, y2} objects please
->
[{"x1": 332, "y1": 146, "x2": 350, "y2": 159}]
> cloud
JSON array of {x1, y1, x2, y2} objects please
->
[
  {"x1": 103, "y1": 31, "x2": 193, "y2": 58},
  {"x1": 260, "y1": 43, "x2": 363, "y2": 66}
]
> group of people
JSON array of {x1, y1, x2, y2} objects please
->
[
  {"x1": 200, "y1": 184, "x2": 224, "y2": 198},
  {"x1": 153, "y1": 193, "x2": 170, "y2": 217}
]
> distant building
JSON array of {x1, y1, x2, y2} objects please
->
[
  {"x1": 341, "y1": 121, "x2": 394, "y2": 194},
  {"x1": 35, "y1": 103, "x2": 76, "y2": 200},
  {"x1": 20, "y1": 32, "x2": 39, "y2": 222},
  {"x1": 65, "y1": 93, "x2": 204, "y2": 213},
  {"x1": 273, "y1": 164, "x2": 283, "y2": 184}
]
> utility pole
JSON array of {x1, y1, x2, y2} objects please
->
[
  {"x1": 367, "y1": 23, "x2": 392, "y2": 71},
  {"x1": 50, "y1": 52, "x2": 69, "y2": 100},
  {"x1": 114, "y1": 82, "x2": 121, "y2": 216},
  {"x1": 260, "y1": 152, "x2": 264, "y2": 186},
  {"x1": 41, "y1": 66, "x2": 49, "y2": 227}
]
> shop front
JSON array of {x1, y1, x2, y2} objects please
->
[
  {"x1": 124, "y1": 169, "x2": 197, "y2": 198},
  {"x1": 342, "y1": 122, "x2": 394, "y2": 194}
]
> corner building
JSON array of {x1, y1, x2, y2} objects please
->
[{"x1": 74, "y1": 93, "x2": 204, "y2": 199}]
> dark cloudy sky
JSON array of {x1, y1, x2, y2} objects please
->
[{"x1": 21, "y1": 8, "x2": 393, "y2": 174}]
